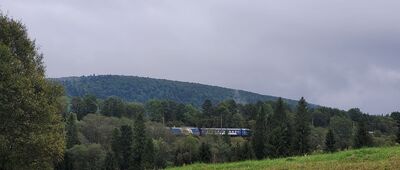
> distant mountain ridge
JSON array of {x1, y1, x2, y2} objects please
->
[{"x1": 52, "y1": 75, "x2": 302, "y2": 107}]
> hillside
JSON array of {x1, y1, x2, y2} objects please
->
[
  {"x1": 52, "y1": 75, "x2": 300, "y2": 106},
  {"x1": 168, "y1": 146, "x2": 400, "y2": 170}
]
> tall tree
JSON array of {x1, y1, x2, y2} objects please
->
[
  {"x1": 83, "y1": 95, "x2": 98, "y2": 114},
  {"x1": 131, "y1": 112, "x2": 147, "y2": 170},
  {"x1": 324, "y1": 129, "x2": 336, "y2": 153},
  {"x1": 353, "y1": 120, "x2": 372, "y2": 148},
  {"x1": 66, "y1": 113, "x2": 80, "y2": 149},
  {"x1": 0, "y1": 14, "x2": 65, "y2": 169},
  {"x1": 268, "y1": 98, "x2": 292, "y2": 158},
  {"x1": 104, "y1": 151, "x2": 118, "y2": 170},
  {"x1": 198, "y1": 142, "x2": 212, "y2": 163},
  {"x1": 142, "y1": 138, "x2": 155, "y2": 169},
  {"x1": 241, "y1": 141, "x2": 255, "y2": 160},
  {"x1": 202, "y1": 99, "x2": 214, "y2": 117},
  {"x1": 390, "y1": 112, "x2": 400, "y2": 144},
  {"x1": 330, "y1": 115, "x2": 353, "y2": 149},
  {"x1": 252, "y1": 105, "x2": 267, "y2": 159},
  {"x1": 112, "y1": 126, "x2": 134, "y2": 170},
  {"x1": 101, "y1": 97, "x2": 126, "y2": 117},
  {"x1": 293, "y1": 97, "x2": 311, "y2": 155},
  {"x1": 70, "y1": 97, "x2": 84, "y2": 119}
]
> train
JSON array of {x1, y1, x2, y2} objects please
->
[{"x1": 169, "y1": 127, "x2": 251, "y2": 137}]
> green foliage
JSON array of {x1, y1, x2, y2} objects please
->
[
  {"x1": 70, "y1": 95, "x2": 98, "y2": 120},
  {"x1": 66, "y1": 144, "x2": 106, "y2": 170},
  {"x1": 132, "y1": 112, "x2": 152, "y2": 170},
  {"x1": 66, "y1": 113, "x2": 80, "y2": 149},
  {"x1": 252, "y1": 105, "x2": 267, "y2": 159},
  {"x1": 54, "y1": 75, "x2": 299, "y2": 107},
  {"x1": 0, "y1": 14, "x2": 65, "y2": 169},
  {"x1": 198, "y1": 142, "x2": 212, "y2": 163},
  {"x1": 103, "y1": 152, "x2": 118, "y2": 170},
  {"x1": 267, "y1": 98, "x2": 292, "y2": 158},
  {"x1": 241, "y1": 141, "x2": 255, "y2": 160},
  {"x1": 174, "y1": 135, "x2": 199, "y2": 166},
  {"x1": 78, "y1": 114, "x2": 133, "y2": 149},
  {"x1": 153, "y1": 139, "x2": 169, "y2": 169},
  {"x1": 112, "y1": 125, "x2": 134, "y2": 170},
  {"x1": 143, "y1": 138, "x2": 155, "y2": 169},
  {"x1": 329, "y1": 115, "x2": 353, "y2": 150},
  {"x1": 390, "y1": 112, "x2": 400, "y2": 144},
  {"x1": 293, "y1": 97, "x2": 311, "y2": 155},
  {"x1": 101, "y1": 96, "x2": 126, "y2": 117},
  {"x1": 125, "y1": 102, "x2": 145, "y2": 118},
  {"x1": 324, "y1": 129, "x2": 336, "y2": 153},
  {"x1": 202, "y1": 99, "x2": 214, "y2": 117},
  {"x1": 354, "y1": 121, "x2": 373, "y2": 149}
]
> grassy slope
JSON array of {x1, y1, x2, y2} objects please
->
[{"x1": 169, "y1": 146, "x2": 400, "y2": 170}]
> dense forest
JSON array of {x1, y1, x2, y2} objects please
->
[
  {"x1": 2, "y1": 13, "x2": 400, "y2": 170},
  {"x1": 54, "y1": 95, "x2": 400, "y2": 169},
  {"x1": 52, "y1": 75, "x2": 301, "y2": 107}
]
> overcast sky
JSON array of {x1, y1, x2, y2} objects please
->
[{"x1": 2, "y1": 0, "x2": 400, "y2": 114}]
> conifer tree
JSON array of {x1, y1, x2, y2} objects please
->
[
  {"x1": 142, "y1": 138, "x2": 155, "y2": 169},
  {"x1": 241, "y1": 141, "x2": 255, "y2": 160},
  {"x1": 131, "y1": 112, "x2": 147, "y2": 170},
  {"x1": 268, "y1": 98, "x2": 292, "y2": 158},
  {"x1": 390, "y1": 112, "x2": 400, "y2": 144},
  {"x1": 354, "y1": 121, "x2": 372, "y2": 148},
  {"x1": 324, "y1": 129, "x2": 336, "y2": 153},
  {"x1": 253, "y1": 105, "x2": 267, "y2": 159},
  {"x1": 198, "y1": 142, "x2": 212, "y2": 163},
  {"x1": 66, "y1": 113, "x2": 80, "y2": 149},
  {"x1": 111, "y1": 126, "x2": 134, "y2": 170},
  {"x1": 202, "y1": 99, "x2": 213, "y2": 117},
  {"x1": 104, "y1": 152, "x2": 118, "y2": 170},
  {"x1": 293, "y1": 97, "x2": 311, "y2": 155}
]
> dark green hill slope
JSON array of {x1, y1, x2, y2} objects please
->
[{"x1": 52, "y1": 75, "x2": 299, "y2": 107}]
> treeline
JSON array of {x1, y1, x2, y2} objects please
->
[
  {"x1": 53, "y1": 75, "x2": 299, "y2": 107},
  {"x1": 55, "y1": 94, "x2": 400, "y2": 169}
]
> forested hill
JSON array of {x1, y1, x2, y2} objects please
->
[{"x1": 52, "y1": 75, "x2": 300, "y2": 106}]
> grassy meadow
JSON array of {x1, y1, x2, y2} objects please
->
[{"x1": 169, "y1": 146, "x2": 400, "y2": 170}]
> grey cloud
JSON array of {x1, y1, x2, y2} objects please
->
[{"x1": 1, "y1": 0, "x2": 399, "y2": 114}]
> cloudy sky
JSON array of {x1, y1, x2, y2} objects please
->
[{"x1": 2, "y1": 0, "x2": 399, "y2": 114}]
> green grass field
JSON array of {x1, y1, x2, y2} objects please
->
[{"x1": 168, "y1": 146, "x2": 400, "y2": 170}]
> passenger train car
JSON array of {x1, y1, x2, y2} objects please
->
[{"x1": 169, "y1": 127, "x2": 250, "y2": 137}]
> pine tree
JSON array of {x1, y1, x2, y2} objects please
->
[
  {"x1": 66, "y1": 113, "x2": 80, "y2": 149},
  {"x1": 354, "y1": 121, "x2": 372, "y2": 148},
  {"x1": 252, "y1": 105, "x2": 267, "y2": 159},
  {"x1": 397, "y1": 122, "x2": 400, "y2": 144},
  {"x1": 242, "y1": 141, "x2": 255, "y2": 160},
  {"x1": 104, "y1": 152, "x2": 118, "y2": 170},
  {"x1": 111, "y1": 126, "x2": 134, "y2": 170},
  {"x1": 131, "y1": 112, "x2": 147, "y2": 170},
  {"x1": 202, "y1": 99, "x2": 213, "y2": 117},
  {"x1": 293, "y1": 97, "x2": 311, "y2": 155},
  {"x1": 142, "y1": 138, "x2": 155, "y2": 169},
  {"x1": 390, "y1": 112, "x2": 400, "y2": 144},
  {"x1": 324, "y1": 129, "x2": 336, "y2": 153},
  {"x1": 268, "y1": 98, "x2": 292, "y2": 158},
  {"x1": 0, "y1": 14, "x2": 65, "y2": 169},
  {"x1": 198, "y1": 142, "x2": 212, "y2": 163},
  {"x1": 231, "y1": 143, "x2": 241, "y2": 161}
]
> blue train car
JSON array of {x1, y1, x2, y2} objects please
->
[{"x1": 168, "y1": 127, "x2": 251, "y2": 137}]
